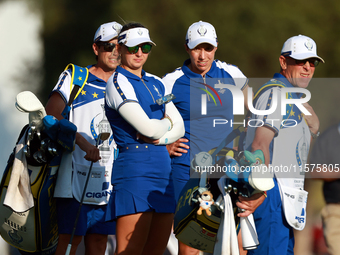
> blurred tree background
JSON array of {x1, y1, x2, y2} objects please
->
[{"x1": 16, "y1": 0, "x2": 340, "y2": 253}]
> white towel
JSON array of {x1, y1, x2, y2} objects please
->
[
  {"x1": 213, "y1": 176, "x2": 239, "y2": 255},
  {"x1": 3, "y1": 133, "x2": 34, "y2": 212},
  {"x1": 54, "y1": 151, "x2": 73, "y2": 198}
]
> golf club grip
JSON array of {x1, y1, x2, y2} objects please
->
[{"x1": 65, "y1": 244, "x2": 72, "y2": 255}]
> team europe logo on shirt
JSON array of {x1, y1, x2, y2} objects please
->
[{"x1": 153, "y1": 85, "x2": 162, "y2": 97}]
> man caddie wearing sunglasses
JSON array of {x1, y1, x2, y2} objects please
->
[
  {"x1": 45, "y1": 21, "x2": 122, "y2": 255},
  {"x1": 244, "y1": 35, "x2": 323, "y2": 255}
]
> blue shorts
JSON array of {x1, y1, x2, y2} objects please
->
[
  {"x1": 56, "y1": 198, "x2": 115, "y2": 235},
  {"x1": 248, "y1": 180, "x2": 294, "y2": 255}
]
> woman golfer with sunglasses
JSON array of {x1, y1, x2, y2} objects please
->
[{"x1": 105, "y1": 23, "x2": 185, "y2": 255}]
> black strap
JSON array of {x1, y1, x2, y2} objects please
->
[{"x1": 68, "y1": 86, "x2": 81, "y2": 106}]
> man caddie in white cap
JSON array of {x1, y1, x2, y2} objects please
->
[
  {"x1": 281, "y1": 35, "x2": 324, "y2": 62},
  {"x1": 280, "y1": 34, "x2": 324, "y2": 88},
  {"x1": 45, "y1": 21, "x2": 122, "y2": 255},
  {"x1": 244, "y1": 34, "x2": 323, "y2": 255}
]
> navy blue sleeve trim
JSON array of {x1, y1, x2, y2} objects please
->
[
  {"x1": 57, "y1": 72, "x2": 68, "y2": 90},
  {"x1": 113, "y1": 72, "x2": 127, "y2": 101},
  {"x1": 260, "y1": 89, "x2": 274, "y2": 122},
  {"x1": 113, "y1": 72, "x2": 139, "y2": 111},
  {"x1": 48, "y1": 72, "x2": 68, "y2": 103}
]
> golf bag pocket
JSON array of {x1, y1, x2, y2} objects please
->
[
  {"x1": 279, "y1": 184, "x2": 308, "y2": 231},
  {"x1": 0, "y1": 147, "x2": 59, "y2": 254},
  {"x1": 174, "y1": 177, "x2": 222, "y2": 253},
  {"x1": 174, "y1": 147, "x2": 243, "y2": 253},
  {"x1": 72, "y1": 163, "x2": 112, "y2": 205},
  {"x1": 174, "y1": 177, "x2": 243, "y2": 253}
]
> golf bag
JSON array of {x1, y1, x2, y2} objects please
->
[
  {"x1": 173, "y1": 150, "x2": 243, "y2": 253},
  {"x1": 0, "y1": 64, "x2": 88, "y2": 255},
  {"x1": 174, "y1": 128, "x2": 243, "y2": 253},
  {"x1": 0, "y1": 125, "x2": 61, "y2": 255},
  {"x1": 173, "y1": 124, "x2": 273, "y2": 253}
]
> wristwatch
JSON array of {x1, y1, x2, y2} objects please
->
[{"x1": 310, "y1": 131, "x2": 320, "y2": 139}]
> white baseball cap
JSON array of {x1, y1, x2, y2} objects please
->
[
  {"x1": 94, "y1": 22, "x2": 122, "y2": 42},
  {"x1": 186, "y1": 21, "x2": 218, "y2": 49},
  {"x1": 118, "y1": 27, "x2": 156, "y2": 47},
  {"x1": 281, "y1": 34, "x2": 324, "y2": 63}
]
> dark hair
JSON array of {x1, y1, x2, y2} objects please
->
[
  {"x1": 118, "y1": 22, "x2": 146, "y2": 45},
  {"x1": 120, "y1": 22, "x2": 145, "y2": 34}
]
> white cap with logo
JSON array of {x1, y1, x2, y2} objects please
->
[
  {"x1": 281, "y1": 34, "x2": 325, "y2": 63},
  {"x1": 94, "y1": 21, "x2": 122, "y2": 42},
  {"x1": 118, "y1": 27, "x2": 156, "y2": 47},
  {"x1": 186, "y1": 21, "x2": 218, "y2": 49}
]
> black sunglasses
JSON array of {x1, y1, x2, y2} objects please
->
[
  {"x1": 97, "y1": 42, "x2": 116, "y2": 52},
  {"x1": 285, "y1": 56, "x2": 319, "y2": 67},
  {"x1": 126, "y1": 44, "x2": 152, "y2": 54}
]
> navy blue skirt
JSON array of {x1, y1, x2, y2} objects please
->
[{"x1": 106, "y1": 144, "x2": 176, "y2": 220}]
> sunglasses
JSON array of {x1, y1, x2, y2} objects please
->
[
  {"x1": 286, "y1": 56, "x2": 319, "y2": 67},
  {"x1": 126, "y1": 44, "x2": 152, "y2": 54},
  {"x1": 97, "y1": 42, "x2": 116, "y2": 52}
]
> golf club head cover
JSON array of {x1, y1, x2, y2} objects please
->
[
  {"x1": 238, "y1": 150, "x2": 274, "y2": 191},
  {"x1": 224, "y1": 155, "x2": 252, "y2": 185},
  {"x1": 238, "y1": 150, "x2": 265, "y2": 166},
  {"x1": 15, "y1": 91, "x2": 47, "y2": 129},
  {"x1": 57, "y1": 119, "x2": 77, "y2": 152},
  {"x1": 224, "y1": 151, "x2": 256, "y2": 184},
  {"x1": 238, "y1": 150, "x2": 263, "y2": 184},
  {"x1": 43, "y1": 115, "x2": 59, "y2": 141},
  {"x1": 248, "y1": 164, "x2": 275, "y2": 191},
  {"x1": 224, "y1": 156, "x2": 240, "y2": 182}
]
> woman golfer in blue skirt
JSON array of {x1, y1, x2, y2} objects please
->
[{"x1": 105, "y1": 22, "x2": 185, "y2": 255}]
